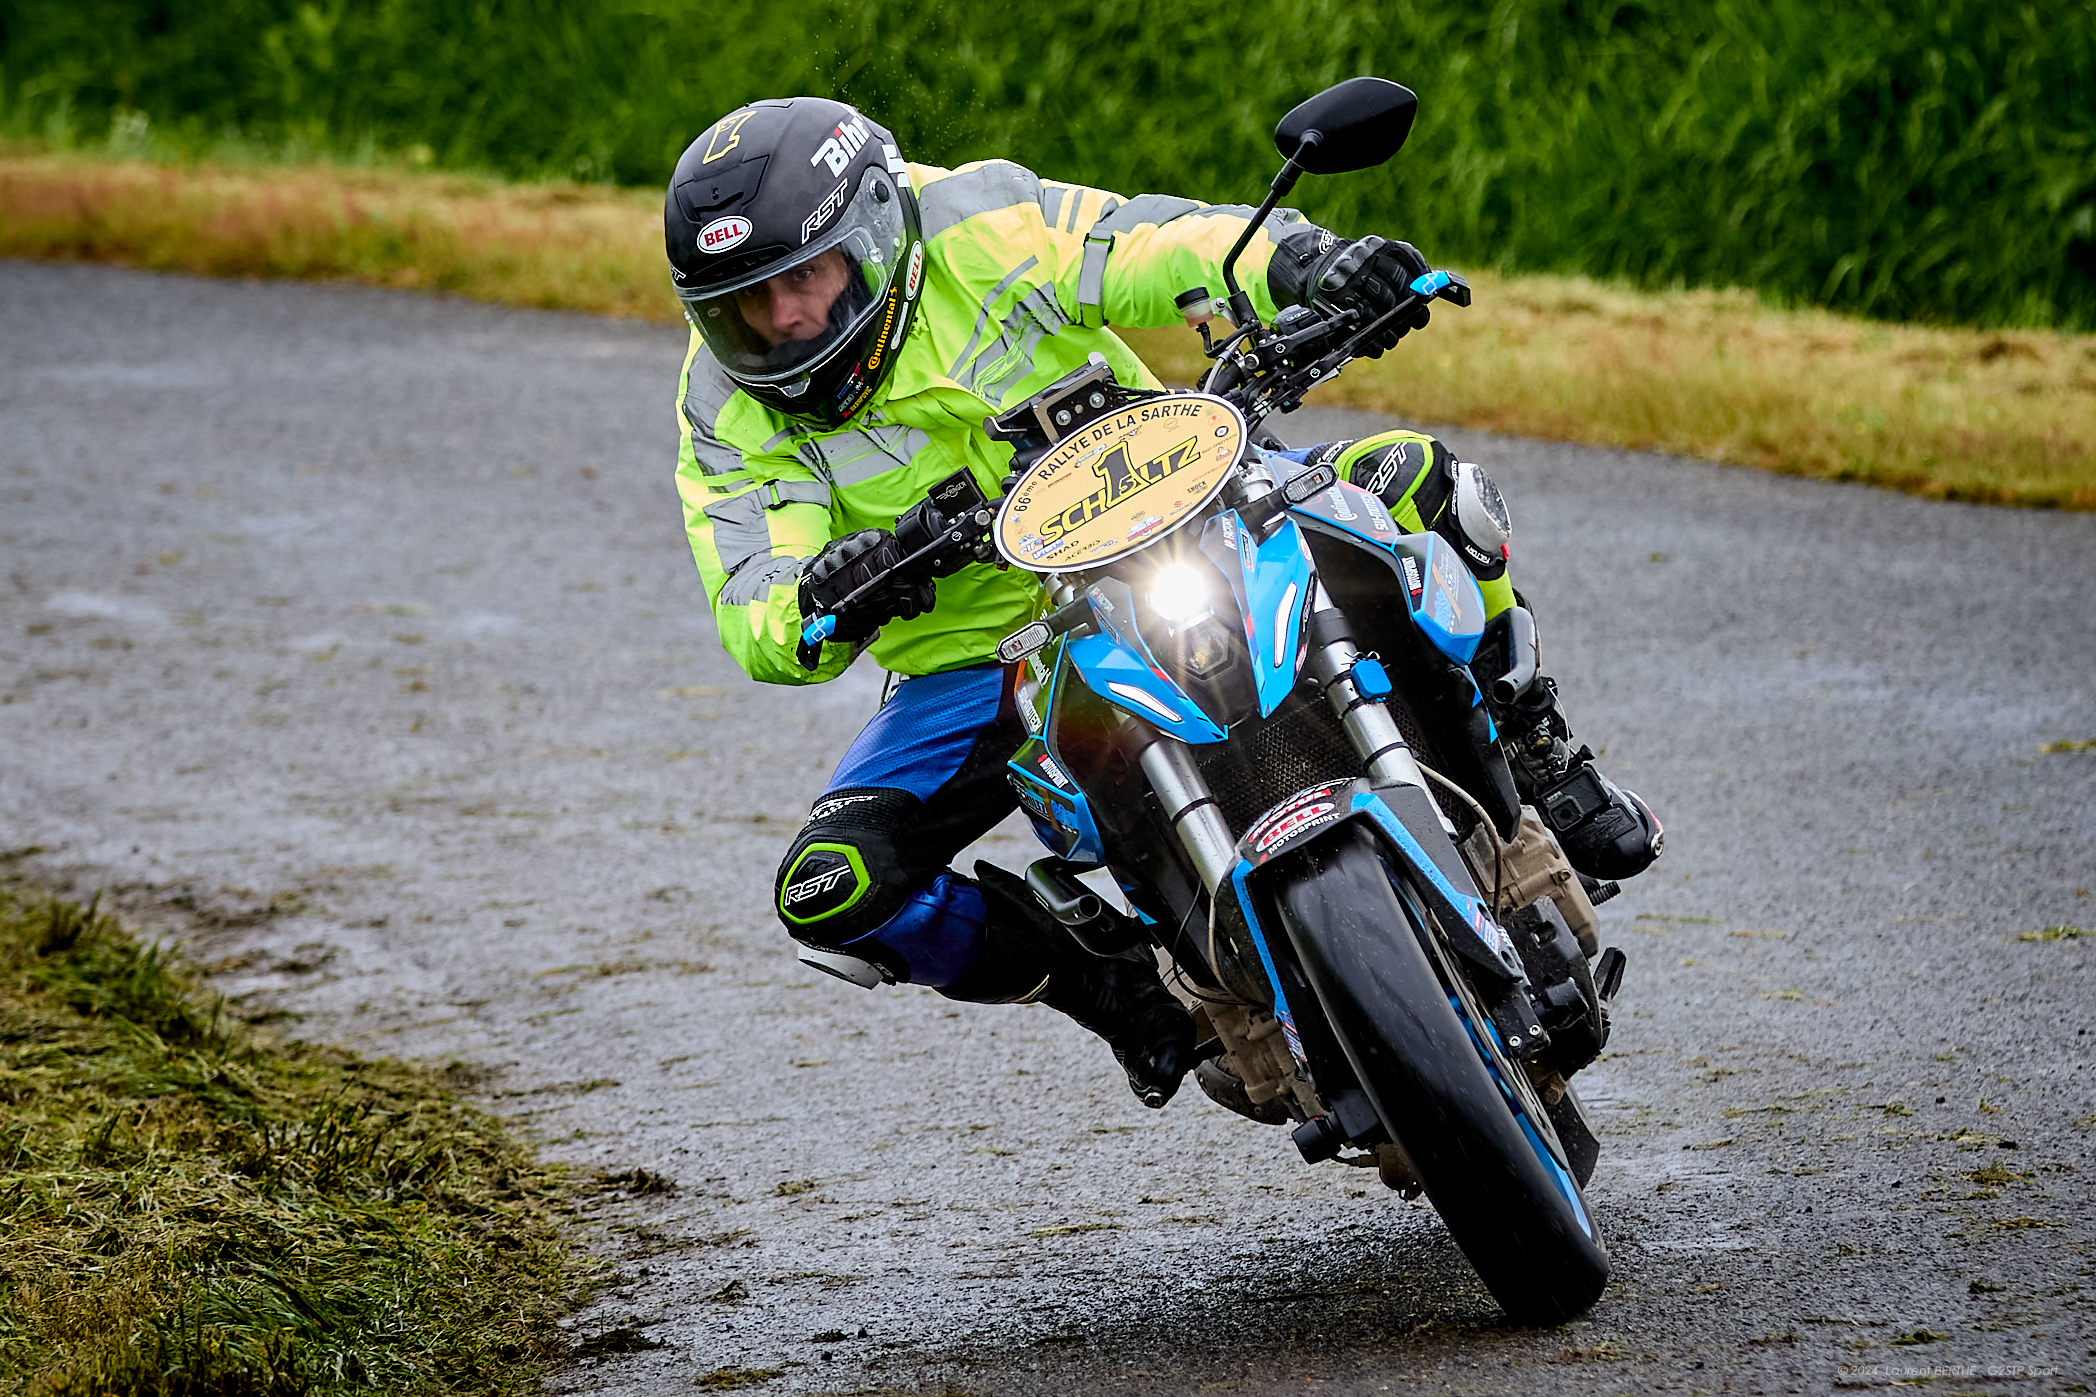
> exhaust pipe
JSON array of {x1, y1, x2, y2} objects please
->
[
  {"x1": 1491, "y1": 605, "x2": 1539, "y2": 706},
  {"x1": 1025, "y1": 858, "x2": 1145, "y2": 956}
]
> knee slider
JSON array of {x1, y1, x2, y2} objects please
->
[
  {"x1": 1438, "y1": 458, "x2": 1511, "y2": 580},
  {"x1": 774, "y1": 788, "x2": 920, "y2": 956}
]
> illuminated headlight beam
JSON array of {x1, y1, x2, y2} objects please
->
[{"x1": 1148, "y1": 564, "x2": 1210, "y2": 626}]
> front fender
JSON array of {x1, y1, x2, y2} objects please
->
[{"x1": 1237, "y1": 777, "x2": 1524, "y2": 985}]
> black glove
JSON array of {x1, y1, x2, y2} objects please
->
[
  {"x1": 798, "y1": 529, "x2": 936, "y2": 647},
  {"x1": 1269, "y1": 228, "x2": 1432, "y2": 356}
]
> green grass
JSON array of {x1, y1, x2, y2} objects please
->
[
  {"x1": 2, "y1": 0, "x2": 2091, "y2": 329},
  {"x1": 2017, "y1": 926, "x2": 2086, "y2": 942},
  {"x1": 0, "y1": 881, "x2": 583, "y2": 1395}
]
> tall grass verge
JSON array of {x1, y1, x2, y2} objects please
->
[
  {"x1": 3, "y1": 0, "x2": 2090, "y2": 328},
  {"x1": 3, "y1": 152, "x2": 2090, "y2": 510},
  {"x1": 0, "y1": 881, "x2": 582, "y2": 1394},
  {"x1": 0, "y1": 150, "x2": 663, "y2": 317}
]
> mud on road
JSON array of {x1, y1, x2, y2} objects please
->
[{"x1": 4, "y1": 261, "x2": 2094, "y2": 1395}]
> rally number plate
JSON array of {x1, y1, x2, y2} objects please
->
[{"x1": 994, "y1": 393, "x2": 1244, "y2": 572}]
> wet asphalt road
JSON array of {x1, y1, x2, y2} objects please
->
[{"x1": 3, "y1": 260, "x2": 2094, "y2": 1395}]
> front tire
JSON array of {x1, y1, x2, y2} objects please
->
[{"x1": 1274, "y1": 824, "x2": 1608, "y2": 1323}]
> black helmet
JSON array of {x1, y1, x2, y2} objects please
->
[{"x1": 666, "y1": 98, "x2": 924, "y2": 427}]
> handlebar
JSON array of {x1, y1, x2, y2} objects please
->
[
  {"x1": 797, "y1": 267, "x2": 1471, "y2": 664},
  {"x1": 1210, "y1": 269, "x2": 1470, "y2": 428},
  {"x1": 797, "y1": 502, "x2": 1000, "y2": 658}
]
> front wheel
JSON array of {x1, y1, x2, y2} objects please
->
[{"x1": 1274, "y1": 824, "x2": 1608, "y2": 1323}]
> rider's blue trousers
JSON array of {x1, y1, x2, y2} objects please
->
[{"x1": 772, "y1": 662, "x2": 1026, "y2": 986}]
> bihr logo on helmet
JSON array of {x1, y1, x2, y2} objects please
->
[
  {"x1": 697, "y1": 215, "x2": 752, "y2": 255},
  {"x1": 811, "y1": 115, "x2": 872, "y2": 177}
]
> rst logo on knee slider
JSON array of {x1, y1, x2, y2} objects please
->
[
  {"x1": 780, "y1": 843, "x2": 868, "y2": 923},
  {"x1": 785, "y1": 863, "x2": 854, "y2": 905}
]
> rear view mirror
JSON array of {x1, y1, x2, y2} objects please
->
[
  {"x1": 1218, "y1": 76, "x2": 1421, "y2": 333},
  {"x1": 1275, "y1": 77, "x2": 1418, "y2": 175}
]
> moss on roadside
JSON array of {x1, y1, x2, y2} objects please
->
[{"x1": 0, "y1": 885, "x2": 585, "y2": 1395}]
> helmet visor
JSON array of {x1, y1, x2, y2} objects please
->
[{"x1": 679, "y1": 166, "x2": 907, "y2": 389}]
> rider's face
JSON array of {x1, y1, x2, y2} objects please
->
[{"x1": 733, "y1": 249, "x2": 850, "y2": 346}]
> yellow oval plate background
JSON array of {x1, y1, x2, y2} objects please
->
[{"x1": 995, "y1": 394, "x2": 1245, "y2": 572}]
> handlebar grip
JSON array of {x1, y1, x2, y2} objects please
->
[{"x1": 800, "y1": 613, "x2": 838, "y2": 648}]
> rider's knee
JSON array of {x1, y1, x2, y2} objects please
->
[
  {"x1": 774, "y1": 788, "x2": 918, "y2": 963},
  {"x1": 1330, "y1": 429, "x2": 1452, "y2": 504},
  {"x1": 1326, "y1": 431, "x2": 1511, "y2": 583},
  {"x1": 773, "y1": 787, "x2": 993, "y2": 986}
]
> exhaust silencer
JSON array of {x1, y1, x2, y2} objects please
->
[{"x1": 1024, "y1": 858, "x2": 1146, "y2": 956}]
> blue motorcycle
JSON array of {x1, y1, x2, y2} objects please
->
[{"x1": 804, "y1": 78, "x2": 1625, "y2": 1322}]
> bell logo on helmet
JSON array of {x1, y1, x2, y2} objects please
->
[
  {"x1": 904, "y1": 242, "x2": 925, "y2": 300},
  {"x1": 698, "y1": 216, "x2": 753, "y2": 254},
  {"x1": 811, "y1": 114, "x2": 872, "y2": 177}
]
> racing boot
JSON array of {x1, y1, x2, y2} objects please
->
[
  {"x1": 1501, "y1": 675, "x2": 1664, "y2": 883},
  {"x1": 945, "y1": 863, "x2": 1196, "y2": 1108}
]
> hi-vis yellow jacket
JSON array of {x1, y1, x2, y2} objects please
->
[{"x1": 674, "y1": 159, "x2": 1305, "y2": 685}]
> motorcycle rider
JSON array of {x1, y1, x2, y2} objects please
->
[{"x1": 667, "y1": 97, "x2": 1660, "y2": 1112}]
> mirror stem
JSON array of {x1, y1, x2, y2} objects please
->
[{"x1": 1220, "y1": 131, "x2": 1320, "y2": 330}]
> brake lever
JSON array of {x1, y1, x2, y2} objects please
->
[
  {"x1": 1308, "y1": 292, "x2": 1424, "y2": 376},
  {"x1": 1249, "y1": 271, "x2": 1472, "y2": 414}
]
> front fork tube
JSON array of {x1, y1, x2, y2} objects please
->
[
  {"x1": 1140, "y1": 585, "x2": 1442, "y2": 899},
  {"x1": 1303, "y1": 584, "x2": 1441, "y2": 807},
  {"x1": 1139, "y1": 739, "x2": 1239, "y2": 895},
  {"x1": 1138, "y1": 738, "x2": 1275, "y2": 1009}
]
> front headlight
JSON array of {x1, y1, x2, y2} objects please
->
[
  {"x1": 1183, "y1": 620, "x2": 1234, "y2": 678},
  {"x1": 1148, "y1": 563, "x2": 1211, "y2": 626}
]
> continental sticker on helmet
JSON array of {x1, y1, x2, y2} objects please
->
[
  {"x1": 697, "y1": 216, "x2": 752, "y2": 255},
  {"x1": 995, "y1": 393, "x2": 1243, "y2": 572}
]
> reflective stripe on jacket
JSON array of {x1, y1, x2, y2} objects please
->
[{"x1": 675, "y1": 159, "x2": 1303, "y2": 685}]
